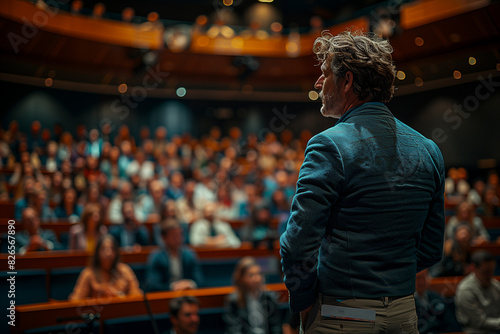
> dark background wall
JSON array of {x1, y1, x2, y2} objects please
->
[{"x1": 1, "y1": 78, "x2": 499, "y2": 172}]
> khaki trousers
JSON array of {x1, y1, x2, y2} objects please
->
[{"x1": 302, "y1": 294, "x2": 419, "y2": 334}]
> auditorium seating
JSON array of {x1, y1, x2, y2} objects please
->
[{"x1": 10, "y1": 283, "x2": 288, "y2": 334}]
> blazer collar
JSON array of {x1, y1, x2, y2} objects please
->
[{"x1": 336, "y1": 102, "x2": 390, "y2": 125}]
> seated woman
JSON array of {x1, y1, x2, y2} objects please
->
[
  {"x1": 54, "y1": 187, "x2": 83, "y2": 221},
  {"x1": 69, "y1": 234, "x2": 142, "y2": 300},
  {"x1": 78, "y1": 182, "x2": 109, "y2": 218},
  {"x1": 223, "y1": 257, "x2": 282, "y2": 334},
  {"x1": 68, "y1": 203, "x2": 107, "y2": 251}
]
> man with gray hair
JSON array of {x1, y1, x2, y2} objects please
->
[{"x1": 280, "y1": 30, "x2": 445, "y2": 333}]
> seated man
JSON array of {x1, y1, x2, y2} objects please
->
[
  {"x1": 168, "y1": 296, "x2": 200, "y2": 334},
  {"x1": 109, "y1": 199, "x2": 150, "y2": 249},
  {"x1": 189, "y1": 202, "x2": 241, "y2": 249},
  {"x1": 455, "y1": 250, "x2": 500, "y2": 334},
  {"x1": 146, "y1": 219, "x2": 203, "y2": 291},
  {"x1": 16, "y1": 207, "x2": 62, "y2": 254},
  {"x1": 136, "y1": 179, "x2": 165, "y2": 223},
  {"x1": 415, "y1": 269, "x2": 461, "y2": 334}
]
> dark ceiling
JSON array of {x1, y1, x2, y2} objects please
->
[
  {"x1": 1, "y1": 0, "x2": 499, "y2": 101},
  {"x1": 76, "y1": 0, "x2": 390, "y2": 28}
]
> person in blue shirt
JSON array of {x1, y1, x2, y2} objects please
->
[
  {"x1": 280, "y1": 30, "x2": 445, "y2": 333},
  {"x1": 145, "y1": 219, "x2": 203, "y2": 292},
  {"x1": 109, "y1": 199, "x2": 150, "y2": 249}
]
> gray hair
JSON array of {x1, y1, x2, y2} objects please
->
[{"x1": 313, "y1": 30, "x2": 396, "y2": 103}]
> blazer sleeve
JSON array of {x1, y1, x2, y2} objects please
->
[
  {"x1": 145, "y1": 251, "x2": 170, "y2": 292},
  {"x1": 279, "y1": 133, "x2": 344, "y2": 313},
  {"x1": 184, "y1": 248, "x2": 204, "y2": 288},
  {"x1": 137, "y1": 226, "x2": 151, "y2": 246},
  {"x1": 417, "y1": 142, "x2": 445, "y2": 272}
]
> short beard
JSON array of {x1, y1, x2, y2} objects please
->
[{"x1": 319, "y1": 91, "x2": 340, "y2": 119}]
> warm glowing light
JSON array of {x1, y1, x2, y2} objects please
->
[
  {"x1": 396, "y1": 70, "x2": 406, "y2": 80},
  {"x1": 223, "y1": 0, "x2": 233, "y2": 6},
  {"x1": 231, "y1": 37, "x2": 244, "y2": 49},
  {"x1": 414, "y1": 37, "x2": 424, "y2": 46},
  {"x1": 308, "y1": 90, "x2": 319, "y2": 100},
  {"x1": 197, "y1": 36, "x2": 210, "y2": 47},
  {"x1": 147, "y1": 12, "x2": 159, "y2": 22},
  {"x1": 44, "y1": 78, "x2": 53, "y2": 87},
  {"x1": 415, "y1": 77, "x2": 423, "y2": 87},
  {"x1": 220, "y1": 26, "x2": 235, "y2": 38},
  {"x1": 468, "y1": 57, "x2": 476, "y2": 65},
  {"x1": 270, "y1": 22, "x2": 282, "y2": 33},
  {"x1": 255, "y1": 30, "x2": 269, "y2": 40},
  {"x1": 286, "y1": 42, "x2": 298, "y2": 53},
  {"x1": 258, "y1": 0, "x2": 274, "y2": 2},
  {"x1": 207, "y1": 26, "x2": 220, "y2": 38},
  {"x1": 118, "y1": 83, "x2": 127, "y2": 93},
  {"x1": 196, "y1": 15, "x2": 208, "y2": 26},
  {"x1": 176, "y1": 87, "x2": 187, "y2": 97},
  {"x1": 453, "y1": 70, "x2": 462, "y2": 79}
]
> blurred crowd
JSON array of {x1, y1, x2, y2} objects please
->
[
  {"x1": 0, "y1": 120, "x2": 312, "y2": 252},
  {"x1": 1, "y1": 120, "x2": 500, "y2": 334}
]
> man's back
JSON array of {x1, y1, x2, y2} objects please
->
[
  {"x1": 317, "y1": 102, "x2": 445, "y2": 298},
  {"x1": 280, "y1": 102, "x2": 445, "y2": 310}
]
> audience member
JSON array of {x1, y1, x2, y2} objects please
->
[
  {"x1": 479, "y1": 187, "x2": 500, "y2": 217},
  {"x1": 69, "y1": 234, "x2": 142, "y2": 300},
  {"x1": 431, "y1": 223, "x2": 473, "y2": 277},
  {"x1": 68, "y1": 203, "x2": 107, "y2": 251},
  {"x1": 137, "y1": 179, "x2": 165, "y2": 223},
  {"x1": 240, "y1": 204, "x2": 278, "y2": 248},
  {"x1": 31, "y1": 187, "x2": 57, "y2": 221},
  {"x1": 16, "y1": 207, "x2": 62, "y2": 254},
  {"x1": 445, "y1": 201, "x2": 489, "y2": 245},
  {"x1": 14, "y1": 175, "x2": 36, "y2": 218},
  {"x1": 190, "y1": 202, "x2": 241, "y2": 248},
  {"x1": 126, "y1": 148, "x2": 155, "y2": 188},
  {"x1": 415, "y1": 269, "x2": 461, "y2": 334},
  {"x1": 216, "y1": 184, "x2": 238, "y2": 221},
  {"x1": 108, "y1": 181, "x2": 135, "y2": 224},
  {"x1": 168, "y1": 296, "x2": 201, "y2": 334},
  {"x1": 146, "y1": 219, "x2": 203, "y2": 291},
  {"x1": 54, "y1": 187, "x2": 83, "y2": 221},
  {"x1": 109, "y1": 199, "x2": 149, "y2": 249},
  {"x1": 455, "y1": 250, "x2": 500, "y2": 334},
  {"x1": 223, "y1": 257, "x2": 281, "y2": 334},
  {"x1": 445, "y1": 167, "x2": 470, "y2": 205},
  {"x1": 176, "y1": 180, "x2": 199, "y2": 224},
  {"x1": 79, "y1": 182, "x2": 109, "y2": 215}
]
